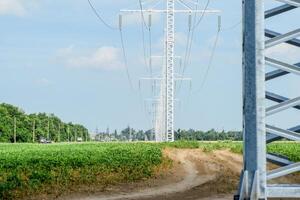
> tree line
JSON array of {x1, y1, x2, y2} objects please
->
[
  {"x1": 0, "y1": 103, "x2": 89, "y2": 143},
  {"x1": 95, "y1": 127, "x2": 242, "y2": 141},
  {"x1": 175, "y1": 129, "x2": 242, "y2": 141}
]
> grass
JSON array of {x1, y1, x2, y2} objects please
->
[
  {"x1": 0, "y1": 140, "x2": 299, "y2": 199},
  {"x1": 195, "y1": 141, "x2": 300, "y2": 162}
]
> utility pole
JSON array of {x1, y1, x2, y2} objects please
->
[
  {"x1": 13, "y1": 116, "x2": 16, "y2": 143},
  {"x1": 47, "y1": 116, "x2": 50, "y2": 140},
  {"x1": 129, "y1": 125, "x2": 132, "y2": 142},
  {"x1": 120, "y1": 2, "x2": 220, "y2": 142},
  {"x1": 85, "y1": 130, "x2": 88, "y2": 142},
  {"x1": 67, "y1": 125, "x2": 70, "y2": 142},
  {"x1": 58, "y1": 123, "x2": 61, "y2": 143},
  {"x1": 32, "y1": 119, "x2": 35, "y2": 143},
  {"x1": 96, "y1": 127, "x2": 99, "y2": 141},
  {"x1": 106, "y1": 126, "x2": 110, "y2": 142}
]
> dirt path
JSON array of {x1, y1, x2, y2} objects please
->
[{"x1": 61, "y1": 149, "x2": 241, "y2": 200}]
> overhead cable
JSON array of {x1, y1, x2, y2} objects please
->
[
  {"x1": 87, "y1": 0, "x2": 118, "y2": 30},
  {"x1": 119, "y1": 18, "x2": 135, "y2": 90},
  {"x1": 194, "y1": 21, "x2": 221, "y2": 94}
]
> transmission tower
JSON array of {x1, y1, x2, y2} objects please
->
[
  {"x1": 236, "y1": 1, "x2": 300, "y2": 199},
  {"x1": 121, "y1": 1, "x2": 220, "y2": 142}
]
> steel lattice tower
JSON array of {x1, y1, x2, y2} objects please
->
[
  {"x1": 236, "y1": 0, "x2": 300, "y2": 199},
  {"x1": 166, "y1": 0, "x2": 175, "y2": 141},
  {"x1": 121, "y1": 2, "x2": 220, "y2": 142}
]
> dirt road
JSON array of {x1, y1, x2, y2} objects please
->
[{"x1": 61, "y1": 149, "x2": 242, "y2": 200}]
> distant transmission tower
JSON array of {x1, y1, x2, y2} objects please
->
[{"x1": 121, "y1": 1, "x2": 220, "y2": 142}]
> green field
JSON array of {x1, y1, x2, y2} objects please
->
[
  {"x1": 0, "y1": 141, "x2": 299, "y2": 199},
  {"x1": 0, "y1": 143, "x2": 164, "y2": 199}
]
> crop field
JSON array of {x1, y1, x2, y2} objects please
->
[
  {"x1": 0, "y1": 141, "x2": 299, "y2": 199},
  {"x1": 0, "y1": 143, "x2": 164, "y2": 199}
]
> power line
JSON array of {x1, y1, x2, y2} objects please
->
[
  {"x1": 148, "y1": 24, "x2": 153, "y2": 76},
  {"x1": 178, "y1": 0, "x2": 210, "y2": 92},
  {"x1": 87, "y1": 0, "x2": 118, "y2": 30},
  {"x1": 119, "y1": 29, "x2": 135, "y2": 90},
  {"x1": 185, "y1": 0, "x2": 210, "y2": 68},
  {"x1": 192, "y1": 0, "x2": 210, "y2": 30},
  {"x1": 87, "y1": 0, "x2": 134, "y2": 90},
  {"x1": 140, "y1": 18, "x2": 151, "y2": 73},
  {"x1": 220, "y1": 20, "x2": 241, "y2": 31},
  {"x1": 194, "y1": 28, "x2": 220, "y2": 94},
  {"x1": 139, "y1": 0, "x2": 150, "y2": 29},
  {"x1": 138, "y1": 1, "x2": 153, "y2": 76}
]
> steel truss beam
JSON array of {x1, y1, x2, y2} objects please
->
[
  {"x1": 236, "y1": 1, "x2": 300, "y2": 199},
  {"x1": 267, "y1": 124, "x2": 300, "y2": 143},
  {"x1": 266, "y1": 62, "x2": 300, "y2": 81},
  {"x1": 267, "y1": 162, "x2": 300, "y2": 180},
  {"x1": 266, "y1": 96, "x2": 300, "y2": 116},
  {"x1": 275, "y1": 0, "x2": 300, "y2": 7},
  {"x1": 265, "y1": 29, "x2": 300, "y2": 47},
  {"x1": 265, "y1": 29, "x2": 300, "y2": 48},
  {"x1": 267, "y1": 153, "x2": 294, "y2": 166},
  {"x1": 266, "y1": 57, "x2": 300, "y2": 76},
  {"x1": 267, "y1": 185, "x2": 300, "y2": 198},
  {"x1": 266, "y1": 91, "x2": 300, "y2": 110},
  {"x1": 265, "y1": 4, "x2": 296, "y2": 18}
]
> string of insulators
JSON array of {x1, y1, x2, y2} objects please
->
[
  {"x1": 148, "y1": 13, "x2": 152, "y2": 29},
  {"x1": 149, "y1": 57, "x2": 152, "y2": 73},
  {"x1": 119, "y1": 14, "x2": 123, "y2": 30},
  {"x1": 218, "y1": 15, "x2": 221, "y2": 31},
  {"x1": 188, "y1": 13, "x2": 192, "y2": 31}
]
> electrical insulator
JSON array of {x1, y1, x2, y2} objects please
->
[
  {"x1": 148, "y1": 14, "x2": 152, "y2": 28},
  {"x1": 119, "y1": 14, "x2": 123, "y2": 30},
  {"x1": 188, "y1": 13, "x2": 192, "y2": 31},
  {"x1": 218, "y1": 16, "x2": 221, "y2": 31},
  {"x1": 149, "y1": 57, "x2": 152, "y2": 68}
]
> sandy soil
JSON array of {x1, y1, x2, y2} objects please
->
[
  {"x1": 36, "y1": 149, "x2": 300, "y2": 200},
  {"x1": 59, "y1": 149, "x2": 242, "y2": 200}
]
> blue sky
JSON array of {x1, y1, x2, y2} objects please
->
[{"x1": 0, "y1": 0, "x2": 299, "y2": 133}]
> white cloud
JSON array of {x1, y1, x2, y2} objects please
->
[
  {"x1": 175, "y1": 32, "x2": 188, "y2": 47},
  {"x1": 35, "y1": 78, "x2": 52, "y2": 86},
  {"x1": 57, "y1": 46, "x2": 124, "y2": 70},
  {"x1": 0, "y1": 0, "x2": 38, "y2": 16},
  {"x1": 0, "y1": 0, "x2": 26, "y2": 16}
]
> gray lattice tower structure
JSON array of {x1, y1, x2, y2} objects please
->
[
  {"x1": 236, "y1": 0, "x2": 300, "y2": 199},
  {"x1": 121, "y1": 2, "x2": 220, "y2": 142}
]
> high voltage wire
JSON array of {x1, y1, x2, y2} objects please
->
[
  {"x1": 194, "y1": 28, "x2": 220, "y2": 94},
  {"x1": 148, "y1": 25, "x2": 153, "y2": 76},
  {"x1": 119, "y1": 29, "x2": 135, "y2": 91},
  {"x1": 87, "y1": 0, "x2": 118, "y2": 30},
  {"x1": 194, "y1": 19, "x2": 240, "y2": 93},
  {"x1": 140, "y1": 19, "x2": 151, "y2": 73},
  {"x1": 139, "y1": 0, "x2": 153, "y2": 76},
  {"x1": 186, "y1": 0, "x2": 210, "y2": 66},
  {"x1": 178, "y1": 0, "x2": 193, "y2": 10},
  {"x1": 178, "y1": 0, "x2": 210, "y2": 92},
  {"x1": 87, "y1": 0, "x2": 135, "y2": 91},
  {"x1": 139, "y1": 0, "x2": 150, "y2": 29},
  {"x1": 192, "y1": 0, "x2": 210, "y2": 30},
  {"x1": 221, "y1": 20, "x2": 242, "y2": 31}
]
